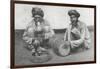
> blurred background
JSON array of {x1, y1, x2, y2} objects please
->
[{"x1": 15, "y1": 4, "x2": 94, "y2": 29}]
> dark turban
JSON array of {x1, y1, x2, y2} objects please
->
[
  {"x1": 32, "y1": 7, "x2": 44, "y2": 17},
  {"x1": 68, "y1": 10, "x2": 80, "y2": 18}
]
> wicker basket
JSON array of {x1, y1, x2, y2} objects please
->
[{"x1": 50, "y1": 38, "x2": 71, "y2": 57}]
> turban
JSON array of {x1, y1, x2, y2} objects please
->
[
  {"x1": 32, "y1": 7, "x2": 44, "y2": 17},
  {"x1": 68, "y1": 10, "x2": 80, "y2": 18}
]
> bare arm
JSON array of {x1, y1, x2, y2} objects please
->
[
  {"x1": 22, "y1": 21, "x2": 35, "y2": 44},
  {"x1": 64, "y1": 28, "x2": 68, "y2": 41}
]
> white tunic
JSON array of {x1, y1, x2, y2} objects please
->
[{"x1": 64, "y1": 21, "x2": 91, "y2": 48}]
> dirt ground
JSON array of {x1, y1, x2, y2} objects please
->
[{"x1": 15, "y1": 30, "x2": 94, "y2": 66}]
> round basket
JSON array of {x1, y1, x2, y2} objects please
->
[
  {"x1": 50, "y1": 38, "x2": 71, "y2": 57},
  {"x1": 30, "y1": 51, "x2": 52, "y2": 63}
]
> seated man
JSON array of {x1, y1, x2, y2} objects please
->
[
  {"x1": 22, "y1": 7, "x2": 54, "y2": 56},
  {"x1": 64, "y1": 10, "x2": 91, "y2": 49}
]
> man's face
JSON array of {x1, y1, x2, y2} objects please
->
[
  {"x1": 34, "y1": 15, "x2": 42, "y2": 23},
  {"x1": 70, "y1": 15, "x2": 78, "y2": 24}
]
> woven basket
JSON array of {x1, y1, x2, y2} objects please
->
[{"x1": 50, "y1": 38, "x2": 71, "y2": 57}]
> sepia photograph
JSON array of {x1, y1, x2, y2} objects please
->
[{"x1": 11, "y1": 1, "x2": 96, "y2": 68}]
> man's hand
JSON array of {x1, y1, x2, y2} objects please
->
[
  {"x1": 26, "y1": 38, "x2": 33, "y2": 44},
  {"x1": 71, "y1": 41, "x2": 79, "y2": 48},
  {"x1": 34, "y1": 40, "x2": 40, "y2": 45},
  {"x1": 44, "y1": 33, "x2": 50, "y2": 39}
]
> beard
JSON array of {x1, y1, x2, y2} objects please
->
[
  {"x1": 34, "y1": 17, "x2": 43, "y2": 23},
  {"x1": 71, "y1": 19, "x2": 78, "y2": 25}
]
